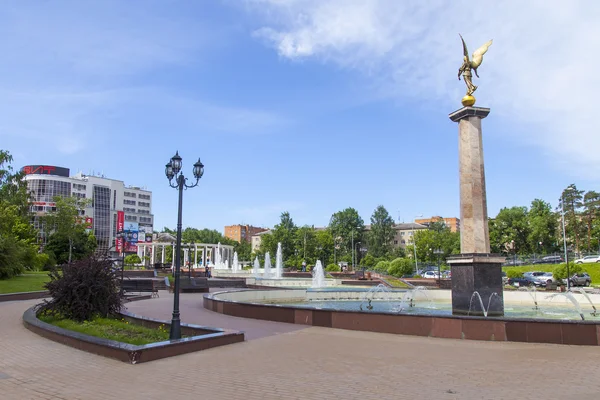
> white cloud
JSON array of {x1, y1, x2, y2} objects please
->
[{"x1": 246, "y1": 0, "x2": 600, "y2": 177}]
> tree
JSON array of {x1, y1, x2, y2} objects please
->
[
  {"x1": 559, "y1": 184, "x2": 584, "y2": 252},
  {"x1": 43, "y1": 196, "x2": 96, "y2": 264},
  {"x1": 388, "y1": 258, "x2": 414, "y2": 277},
  {"x1": 329, "y1": 208, "x2": 364, "y2": 259},
  {"x1": 527, "y1": 199, "x2": 558, "y2": 255},
  {"x1": 411, "y1": 221, "x2": 460, "y2": 264},
  {"x1": 367, "y1": 205, "x2": 396, "y2": 258},
  {"x1": 233, "y1": 240, "x2": 252, "y2": 262},
  {"x1": 0, "y1": 150, "x2": 42, "y2": 278},
  {"x1": 270, "y1": 211, "x2": 298, "y2": 261},
  {"x1": 582, "y1": 191, "x2": 600, "y2": 252},
  {"x1": 488, "y1": 206, "x2": 530, "y2": 254}
]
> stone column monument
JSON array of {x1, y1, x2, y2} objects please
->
[{"x1": 447, "y1": 35, "x2": 504, "y2": 316}]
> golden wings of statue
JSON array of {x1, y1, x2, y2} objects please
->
[{"x1": 458, "y1": 34, "x2": 492, "y2": 106}]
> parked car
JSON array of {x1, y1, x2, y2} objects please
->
[
  {"x1": 502, "y1": 271, "x2": 508, "y2": 285},
  {"x1": 564, "y1": 273, "x2": 592, "y2": 287},
  {"x1": 531, "y1": 272, "x2": 556, "y2": 287},
  {"x1": 507, "y1": 276, "x2": 531, "y2": 287},
  {"x1": 539, "y1": 256, "x2": 564, "y2": 264},
  {"x1": 574, "y1": 255, "x2": 600, "y2": 264},
  {"x1": 422, "y1": 271, "x2": 439, "y2": 279}
]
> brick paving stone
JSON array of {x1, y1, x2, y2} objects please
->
[{"x1": 1, "y1": 296, "x2": 600, "y2": 399}]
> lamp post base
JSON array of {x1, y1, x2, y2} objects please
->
[{"x1": 169, "y1": 315, "x2": 181, "y2": 340}]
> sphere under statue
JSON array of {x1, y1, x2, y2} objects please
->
[{"x1": 461, "y1": 95, "x2": 476, "y2": 107}]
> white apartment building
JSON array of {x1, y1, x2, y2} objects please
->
[{"x1": 22, "y1": 164, "x2": 153, "y2": 253}]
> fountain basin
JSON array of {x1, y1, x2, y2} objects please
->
[{"x1": 203, "y1": 289, "x2": 600, "y2": 346}]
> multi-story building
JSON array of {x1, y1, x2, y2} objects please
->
[
  {"x1": 224, "y1": 224, "x2": 269, "y2": 243},
  {"x1": 22, "y1": 164, "x2": 153, "y2": 254},
  {"x1": 415, "y1": 216, "x2": 460, "y2": 233},
  {"x1": 250, "y1": 229, "x2": 272, "y2": 252},
  {"x1": 363, "y1": 223, "x2": 428, "y2": 249}
]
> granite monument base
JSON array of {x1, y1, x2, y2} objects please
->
[{"x1": 447, "y1": 253, "x2": 505, "y2": 317}]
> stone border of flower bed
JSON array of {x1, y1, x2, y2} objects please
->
[{"x1": 23, "y1": 306, "x2": 245, "y2": 364}]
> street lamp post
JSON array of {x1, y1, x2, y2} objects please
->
[
  {"x1": 413, "y1": 215, "x2": 423, "y2": 273},
  {"x1": 165, "y1": 151, "x2": 204, "y2": 340},
  {"x1": 511, "y1": 240, "x2": 516, "y2": 267},
  {"x1": 433, "y1": 248, "x2": 444, "y2": 287}
]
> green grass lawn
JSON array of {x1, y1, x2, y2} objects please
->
[
  {"x1": 502, "y1": 263, "x2": 600, "y2": 286},
  {"x1": 38, "y1": 314, "x2": 173, "y2": 345},
  {"x1": 0, "y1": 271, "x2": 50, "y2": 294},
  {"x1": 382, "y1": 276, "x2": 411, "y2": 288}
]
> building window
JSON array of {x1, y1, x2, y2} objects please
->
[
  {"x1": 124, "y1": 192, "x2": 137, "y2": 198},
  {"x1": 138, "y1": 201, "x2": 150, "y2": 207},
  {"x1": 394, "y1": 240, "x2": 398, "y2": 245},
  {"x1": 139, "y1": 216, "x2": 152, "y2": 223},
  {"x1": 124, "y1": 215, "x2": 137, "y2": 222},
  {"x1": 138, "y1": 194, "x2": 151, "y2": 200},
  {"x1": 124, "y1": 199, "x2": 136, "y2": 205}
]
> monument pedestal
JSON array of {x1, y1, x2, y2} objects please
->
[
  {"x1": 449, "y1": 106, "x2": 504, "y2": 316},
  {"x1": 447, "y1": 254, "x2": 505, "y2": 316}
]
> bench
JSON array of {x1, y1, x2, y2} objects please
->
[
  {"x1": 168, "y1": 277, "x2": 209, "y2": 293},
  {"x1": 121, "y1": 279, "x2": 159, "y2": 298}
]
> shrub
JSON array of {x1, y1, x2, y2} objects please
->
[
  {"x1": 38, "y1": 255, "x2": 122, "y2": 322},
  {"x1": 361, "y1": 254, "x2": 375, "y2": 267},
  {"x1": 506, "y1": 269, "x2": 523, "y2": 279},
  {"x1": 373, "y1": 260, "x2": 390, "y2": 273},
  {"x1": 124, "y1": 254, "x2": 141, "y2": 265},
  {"x1": 553, "y1": 263, "x2": 583, "y2": 281},
  {"x1": 387, "y1": 258, "x2": 414, "y2": 277},
  {"x1": 325, "y1": 263, "x2": 339, "y2": 272}
]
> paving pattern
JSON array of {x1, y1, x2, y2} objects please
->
[{"x1": 1, "y1": 293, "x2": 600, "y2": 399}]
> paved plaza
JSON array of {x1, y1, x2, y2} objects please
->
[{"x1": 1, "y1": 292, "x2": 600, "y2": 399}]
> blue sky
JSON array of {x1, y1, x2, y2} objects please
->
[{"x1": 1, "y1": 1, "x2": 599, "y2": 232}]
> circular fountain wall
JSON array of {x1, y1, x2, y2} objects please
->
[{"x1": 203, "y1": 287, "x2": 600, "y2": 346}]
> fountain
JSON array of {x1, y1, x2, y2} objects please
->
[
  {"x1": 311, "y1": 260, "x2": 325, "y2": 288},
  {"x1": 468, "y1": 292, "x2": 500, "y2": 318},
  {"x1": 274, "y1": 242, "x2": 283, "y2": 279},
  {"x1": 571, "y1": 288, "x2": 598, "y2": 316},
  {"x1": 547, "y1": 292, "x2": 585, "y2": 320},
  {"x1": 214, "y1": 243, "x2": 222, "y2": 269},
  {"x1": 359, "y1": 284, "x2": 391, "y2": 311},
  {"x1": 397, "y1": 286, "x2": 430, "y2": 311},
  {"x1": 232, "y1": 252, "x2": 239, "y2": 273},
  {"x1": 252, "y1": 256, "x2": 260, "y2": 278},
  {"x1": 518, "y1": 286, "x2": 539, "y2": 310},
  {"x1": 225, "y1": 259, "x2": 229, "y2": 270},
  {"x1": 263, "y1": 252, "x2": 272, "y2": 279}
]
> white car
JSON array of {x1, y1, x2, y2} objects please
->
[
  {"x1": 422, "y1": 271, "x2": 439, "y2": 279},
  {"x1": 574, "y1": 255, "x2": 600, "y2": 264}
]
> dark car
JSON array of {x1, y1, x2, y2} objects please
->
[
  {"x1": 507, "y1": 276, "x2": 532, "y2": 287},
  {"x1": 540, "y1": 256, "x2": 564, "y2": 264},
  {"x1": 566, "y1": 273, "x2": 591, "y2": 287}
]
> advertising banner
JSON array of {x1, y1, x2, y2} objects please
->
[
  {"x1": 123, "y1": 221, "x2": 139, "y2": 253},
  {"x1": 116, "y1": 211, "x2": 124, "y2": 253}
]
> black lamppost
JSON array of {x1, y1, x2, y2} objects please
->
[
  {"x1": 117, "y1": 230, "x2": 133, "y2": 296},
  {"x1": 165, "y1": 151, "x2": 204, "y2": 340},
  {"x1": 433, "y1": 248, "x2": 444, "y2": 286}
]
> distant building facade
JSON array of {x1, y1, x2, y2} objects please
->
[
  {"x1": 415, "y1": 216, "x2": 460, "y2": 233},
  {"x1": 224, "y1": 224, "x2": 269, "y2": 243},
  {"x1": 22, "y1": 165, "x2": 153, "y2": 254},
  {"x1": 251, "y1": 229, "x2": 272, "y2": 251},
  {"x1": 364, "y1": 223, "x2": 428, "y2": 249}
]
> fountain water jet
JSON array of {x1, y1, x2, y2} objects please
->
[
  {"x1": 547, "y1": 292, "x2": 585, "y2": 320},
  {"x1": 274, "y1": 243, "x2": 283, "y2": 279},
  {"x1": 359, "y1": 284, "x2": 391, "y2": 310},
  {"x1": 252, "y1": 256, "x2": 260, "y2": 278},
  {"x1": 570, "y1": 288, "x2": 598, "y2": 316},
  {"x1": 468, "y1": 292, "x2": 500, "y2": 317},
  {"x1": 312, "y1": 260, "x2": 325, "y2": 288},
  {"x1": 263, "y1": 252, "x2": 272, "y2": 279},
  {"x1": 232, "y1": 252, "x2": 239, "y2": 273},
  {"x1": 397, "y1": 286, "x2": 431, "y2": 312},
  {"x1": 518, "y1": 286, "x2": 539, "y2": 310}
]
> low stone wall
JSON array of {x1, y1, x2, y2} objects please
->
[
  {"x1": 204, "y1": 289, "x2": 600, "y2": 346},
  {"x1": 0, "y1": 291, "x2": 49, "y2": 302},
  {"x1": 23, "y1": 306, "x2": 245, "y2": 364}
]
